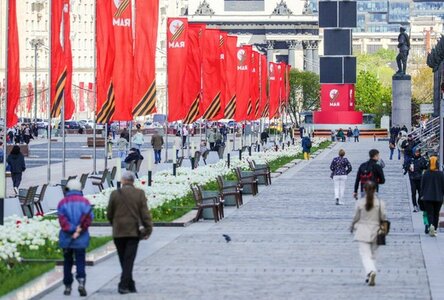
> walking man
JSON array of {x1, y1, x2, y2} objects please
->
[
  {"x1": 151, "y1": 130, "x2": 164, "y2": 164},
  {"x1": 403, "y1": 148, "x2": 427, "y2": 212},
  {"x1": 353, "y1": 149, "x2": 385, "y2": 199},
  {"x1": 57, "y1": 180, "x2": 93, "y2": 297},
  {"x1": 107, "y1": 171, "x2": 153, "y2": 294}
]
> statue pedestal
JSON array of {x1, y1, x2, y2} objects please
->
[{"x1": 392, "y1": 75, "x2": 412, "y2": 130}]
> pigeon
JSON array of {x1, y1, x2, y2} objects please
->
[{"x1": 222, "y1": 234, "x2": 231, "y2": 243}]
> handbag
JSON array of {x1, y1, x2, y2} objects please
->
[
  {"x1": 118, "y1": 189, "x2": 147, "y2": 240},
  {"x1": 377, "y1": 199, "x2": 390, "y2": 246}
]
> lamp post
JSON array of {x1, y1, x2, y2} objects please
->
[{"x1": 30, "y1": 38, "x2": 44, "y2": 124}]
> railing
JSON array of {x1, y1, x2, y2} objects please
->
[{"x1": 410, "y1": 117, "x2": 440, "y2": 154}]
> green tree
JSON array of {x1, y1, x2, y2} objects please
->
[
  {"x1": 355, "y1": 70, "x2": 392, "y2": 127},
  {"x1": 356, "y1": 48, "x2": 397, "y2": 86},
  {"x1": 287, "y1": 69, "x2": 320, "y2": 126}
]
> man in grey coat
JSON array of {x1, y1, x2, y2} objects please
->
[{"x1": 107, "y1": 171, "x2": 153, "y2": 294}]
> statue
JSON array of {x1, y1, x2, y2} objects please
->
[{"x1": 395, "y1": 27, "x2": 410, "y2": 76}]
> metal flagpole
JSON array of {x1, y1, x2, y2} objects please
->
[
  {"x1": 92, "y1": 0, "x2": 98, "y2": 174},
  {"x1": 1, "y1": 0, "x2": 10, "y2": 224},
  {"x1": 165, "y1": 32, "x2": 170, "y2": 163},
  {"x1": 62, "y1": 95, "x2": 65, "y2": 179},
  {"x1": 104, "y1": 125, "x2": 108, "y2": 170},
  {"x1": 47, "y1": 0, "x2": 52, "y2": 184}
]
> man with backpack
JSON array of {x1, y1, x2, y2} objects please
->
[
  {"x1": 403, "y1": 148, "x2": 428, "y2": 212},
  {"x1": 353, "y1": 149, "x2": 386, "y2": 199}
]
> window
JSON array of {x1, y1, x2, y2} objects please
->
[{"x1": 388, "y1": 2, "x2": 409, "y2": 23}]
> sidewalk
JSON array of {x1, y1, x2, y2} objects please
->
[{"x1": 37, "y1": 139, "x2": 442, "y2": 299}]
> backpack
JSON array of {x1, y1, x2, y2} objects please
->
[
  {"x1": 306, "y1": 139, "x2": 312, "y2": 148},
  {"x1": 359, "y1": 162, "x2": 374, "y2": 186}
]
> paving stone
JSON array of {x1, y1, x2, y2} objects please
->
[{"x1": 89, "y1": 141, "x2": 432, "y2": 300}]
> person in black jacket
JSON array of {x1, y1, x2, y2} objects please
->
[
  {"x1": 403, "y1": 148, "x2": 428, "y2": 212},
  {"x1": 7, "y1": 145, "x2": 26, "y2": 195},
  {"x1": 353, "y1": 149, "x2": 385, "y2": 199},
  {"x1": 401, "y1": 134, "x2": 418, "y2": 161},
  {"x1": 421, "y1": 155, "x2": 444, "y2": 237}
]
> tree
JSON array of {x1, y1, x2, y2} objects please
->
[
  {"x1": 412, "y1": 66, "x2": 433, "y2": 104},
  {"x1": 355, "y1": 70, "x2": 392, "y2": 126},
  {"x1": 356, "y1": 48, "x2": 397, "y2": 87},
  {"x1": 287, "y1": 69, "x2": 320, "y2": 126}
]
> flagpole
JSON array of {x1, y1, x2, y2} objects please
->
[
  {"x1": 1, "y1": 0, "x2": 10, "y2": 224},
  {"x1": 47, "y1": 0, "x2": 52, "y2": 184},
  {"x1": 104, "y1": 124, "x2": 108, "y2": 169},
  {"x1": 92, "y1": 0, "x2": 97, "y2": 174},
  {"x1": 62, "y1": 95, "x2": 65, "y2": 179},
  {"x1": 165, "y1": 30, "x2": 169, "y2": 163}
]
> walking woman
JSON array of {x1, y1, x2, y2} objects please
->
[
  {"x1": 7, "y1": 145, "x2": 26, "y2": 195},
  {"x1": 421, "y1": 155, "x2": 444, "y2": 237},
  {"x1": 330, "y1": 149, "x2": 352, "y2": 205},
  {"x1": 350, "y1": 181, "x2": 387, "y2": 286}
]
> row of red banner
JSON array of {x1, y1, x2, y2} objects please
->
[
  {"x1": 6, "y1": 2, "x2": 289, "y2": 128},
  {"x1": 167, "y1": 18, "x2": 291, "y2": 123},
  {"x1": 6, "y1": 0, "x2": 159, "y2": 127}
]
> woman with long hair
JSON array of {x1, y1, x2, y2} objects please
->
[
  {"x1": 350, "y1": 181, "x2": 387, "y2": 286},
  {"x1": 421, "y1": 155, "x2": 444, "y2": 237},
  {"x1": 330, "y1": 149, "x2": 352, "y2": 205}
]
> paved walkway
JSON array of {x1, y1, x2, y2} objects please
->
[{"x1": 41, "y1": 140, "x2": 443, "y2": 299}]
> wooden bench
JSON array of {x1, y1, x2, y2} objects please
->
[{"x1": 87, "y1": 137, "x2": 106, "y2": 147}]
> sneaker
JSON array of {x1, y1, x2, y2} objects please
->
[
  {"x1": 365, "y1": 273, "x2": 370, "y2": 283},
  {"x1": 429, "y1": 225, "x2": 436, "y2": 237},
  {"x1": 63, "y1": 285, "x2": 72, "y2": 296},
  {"x1": 425, "y1": 225, "x2": 430, "y2": 234},
  {"x1": 413, "y1": 206, "x2": 418, "y2": 213},
  {"x1": 335, "y1": 198, "x2": 339, "y2": 205},
  {"x1": 368, "y1": 271, "x2": 376, "y2": 286},
  {"x1": 338, "y1": 200, "x2": 344, "y2": 205}
]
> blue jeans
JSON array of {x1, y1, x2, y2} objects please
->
[
  {"x1": 134, "y1": 144, "x2": 142, "y2": 150},
  {"x1": 389, "y1": 149, "x2": 402, "y2": 160},
  {"x1": 154, "y1": 149, "x2": 161, "y2": 163},
  {"x1": 63, "y1": 248, "x2": 86, "y2": 285}
]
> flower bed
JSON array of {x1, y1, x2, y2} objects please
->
[
  {"x1": 87, "y1": 138, "x2": 328, "y2": 222},
  {"x1": 0, "y1": 216, "x2": 112, "y2": 296}
]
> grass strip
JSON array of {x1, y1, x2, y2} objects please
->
[{"x1": 0, "y1": 262, "x2": 55, "y2": 297}]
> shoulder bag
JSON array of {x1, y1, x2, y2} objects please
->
[
  {"x1": 118, "y1": 189, "x2": 146, "y2": 240},
  {"x1": 377, "y1": 199, "x2": 390, "y2": 246}
]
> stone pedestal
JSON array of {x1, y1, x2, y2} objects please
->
[{"x1": 392, "y1": 75, "x2": 412, "y2": 130}]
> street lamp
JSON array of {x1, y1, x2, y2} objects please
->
[{"x1": 30, "y1": 38, "x2": 44, "y2": 124}]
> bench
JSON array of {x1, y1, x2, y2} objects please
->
[{"x1": 87, "y1": 137, "x2": 106, "y2": 147}]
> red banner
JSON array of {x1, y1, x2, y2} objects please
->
[
  {"x1": 223, "y1": 35, "x2": 237, "y2": 119},
  {"x1": 259, "y1": 54, "x2": 268, "y2": 118},
  {"x1": 268, "y1": 62, "x2": 279, "y2": 120},
  {"x1": 235, "y1": 45, "x2": 251, "y2": 121},
  {"x1": 7, "y1": 0, "x2": 20, "y2": 127},
  {"x1": 201, "y1": 29, "x2": 222, "y2": 120},
  {"x1": 96, "y1": 0, "x2": 115, "y2": 123},
  {"x1": 167, "y1": 17, "x2": 188, "y2": 122},
  {"x1": 249, "y1": 51, "x2": 259, "y2": 120},
  {"x1": 215, "y1": 32, "x2": 227, "y2": 121},
  {"x1": 111, "y1": 0, "x2": 134, "y2": 121},
  {"x1": 132, "y1": 0, "x2": 159, "y2": 117},
  {"x1": 79, "y1": 82, "x2": 85, "y2": 112},
  {"x1": 50, "y1": 0, "x2": 74, "y2": 120},
  {"x1": 183, "y1": 24, "x2": 203, "y2": 124},
  {"x1": 88, "y1": 83, "x2": 94, "y2": 111},
  {"x1": 27, "y1": 83, "x2": 33, "y2": 113}
]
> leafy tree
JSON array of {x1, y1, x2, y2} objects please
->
[
  {"x1": 355, "y1": 70, "x2": 392, "y2": 126},
  {"x1": 412, "y1": 66, "x2": 433, "y2": 104},
  {"x1": 287, "y1": 69, "x2": 320, "y2": 126},
  {"x1": 356, "y1": 48, "x2": 397, "y2": 87}
]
